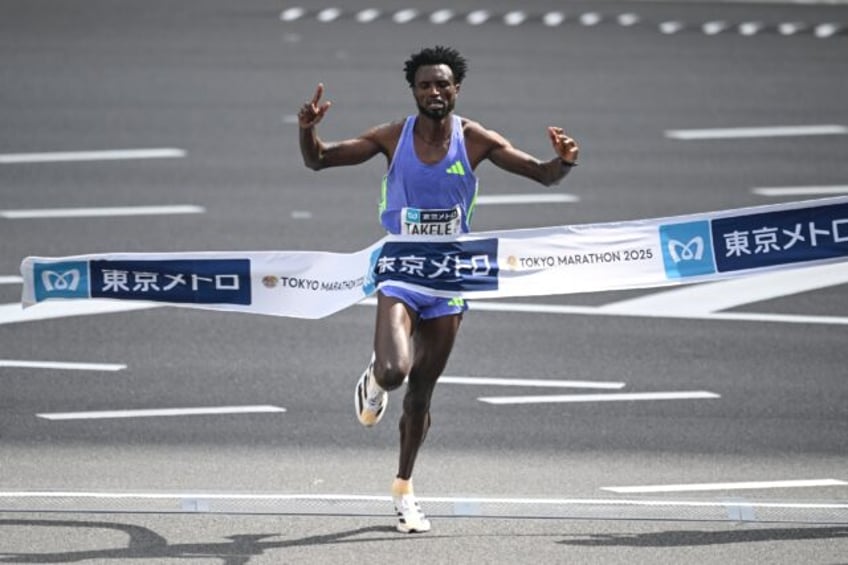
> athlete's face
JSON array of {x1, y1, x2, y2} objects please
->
[{"x1": 412, "y1": 64, "x2": 459, "y2": 120}]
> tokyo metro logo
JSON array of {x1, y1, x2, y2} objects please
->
[
  {"x1": 33, "y1": 261, "x2": 90, "y2": 301},
  {"x1": 659, "y1": 221, "x2": 716, "y2": 279}
]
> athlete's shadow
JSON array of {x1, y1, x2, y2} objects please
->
[
  {"x1": 0, "y1": 518, "x2": 424, "y2": 564},
  {"x1": 558, "y1": 526, "x2": 848, "y2": 548}
]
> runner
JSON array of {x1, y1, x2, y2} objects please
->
[{"x1": 298, "y1": 45, "x2": 579, "y2": 533}]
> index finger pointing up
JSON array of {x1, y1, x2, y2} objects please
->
[{"x1": 312, "y1": 83, "x2": 324, "y2": 105}]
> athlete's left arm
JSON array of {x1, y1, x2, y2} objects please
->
[{"x1": 472, "y1": 124, "x2": 579, "y2": 187}]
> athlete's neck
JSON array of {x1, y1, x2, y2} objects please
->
[{"x1": 414, "y1": 114, "x2": 452, "y2": 145}]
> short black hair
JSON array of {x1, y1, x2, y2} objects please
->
[{"x1": 403, "y1": 46, "x2": 468, "y2": 88}]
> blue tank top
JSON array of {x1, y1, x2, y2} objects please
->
[{"x1": 379, "y1": 115, "x2": 479, "y2": 235}]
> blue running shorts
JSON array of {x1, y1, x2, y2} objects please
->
[{"x1": 379, "y1": 285, "x2": 468, "y2": 320}]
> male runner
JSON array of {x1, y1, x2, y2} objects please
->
[{"x1": 298, "y1": 46, "x2": 579, "y2": 533}]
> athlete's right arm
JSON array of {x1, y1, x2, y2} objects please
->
[{"x1": 298, "y1": 83, "x2": 385, "y2": 170}]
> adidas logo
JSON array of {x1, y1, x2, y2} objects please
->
[{"x1": 446, "y1": 160, "x2": 465, "y2": 176}]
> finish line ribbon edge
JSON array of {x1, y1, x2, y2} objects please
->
[{"x1": 20, "y1": 196, "x2": 848, "y2": 319}]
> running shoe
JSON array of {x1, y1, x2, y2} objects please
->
[
  {"x1": 354, "y1": 354, "x2": 387, "y2": 427},
  {"x1": 392, "y1": 491, "x2": 431, "y2": 533}
]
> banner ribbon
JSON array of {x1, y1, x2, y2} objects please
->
[{"x1": 20, "y1": 196, "x2": 848, "y2": 319}]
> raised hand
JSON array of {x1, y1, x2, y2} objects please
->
[
  {"x1": 547, "y1": 126, "x2": 579, "y2": 164},
  {"x1": 298, "y1": 83, "x2": 332, "y2": 128}
]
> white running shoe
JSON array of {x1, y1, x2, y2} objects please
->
[
  {"x1": 393, "y1": 491, "x2": 431, "y2": 533},
  {"x1": 354, "y1": 354, "x2": 387, "y2": 427}
]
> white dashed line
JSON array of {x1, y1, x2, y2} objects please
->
[
  {"x1": 580, "y1": 12, "x2": 602, "y2": 26},
  {"x1": 814, "y1": 23, "x2": 842, "y2": 37},
  {"x1": 316, "y1": 8, "x2": 341, "y2": 23},
  {"x1": 392, "y1": 9, "x2": 417, "y2": 24},
  {"x1": 739, "y1": 21, "x2": 766, "y2": 36},
  {"x1": 504, "y1": 11, "x2": 527, "y2": 26},
  {"x1": 752, "y1": 185, "x2": 848, "y2": 197},
  {"x1": 478, "y1": 391, "x2": 720, "y2": 405},
  {"x1": 430, "y1": 9, "x2": 454, "y2": 24},
  {"x1": 476, "y1": 193, "x2": 579, "y2": 205},
  {"x1": 1, "y1": 205, "x2": 205, "y2": 219},
  {"x1": 356, "y1": 9, "x2": 380, "y2": 23},
  {"x1": 0, "y1": 276, "x2": 22, "y2": 285},
  {"x1": 665, "y1": 124, "x2": 848, "y2": 140},
  {"x1": 280, "y1": 7, "x2": 305, "y2": 22},
  {"x1": 659, "y1": 21, "x2": 685, "y2": 34},
  {"x1": 703, "y1": 21, "x2": 730, "y2": 35},
  {"x1": 618, "y1": 13, "x2": 641, "y2": 26},
  {"x1": 0, "y1": 148, "x2": 186, "y2": 164},
  {"x1": 440, "y1": 376, "x2": 626, "y2": 390},
  {"x1": 0, "y1": 360, "x2": 126, "y2": 371},
  {"x1": 543, "y1": 12, "x2": 565, "y2": 27},
  {"x1": 466, "y1": 10, "x2": 491, "y2": 26},
  {"x1": 602, "y1": 479, "x2": 848, "y2": 494},
  {"x1": 37, "y1": 405, "x2": 286, "y2": 421}
]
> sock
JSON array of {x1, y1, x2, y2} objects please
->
[{"x1": 392, "y1": 477, "x2": 413, "y2": 496}]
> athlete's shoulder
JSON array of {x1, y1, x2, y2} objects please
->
[
  {"x1": 460, "y1": 117, "x2": 509, "y2": 148},
  {"x1": 362, "y1": 119, "x2": 407, "y2": 152}
]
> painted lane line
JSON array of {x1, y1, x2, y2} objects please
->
[
  {"x1": 739, "y1": 21, "x2": 765, "y2": 36},
  {"x1": 392, "y1": 9, "x2": 417, "y2": 23},
  {"x1": 0, "y1": 360, "x2": 126, "y2": 371},
  {"x1": 580, "y1": 13, "x2": 602, "y2": 26},
  {"x1": 815, "y1": 23, "x2": 842, "y2": 38},
  {"x1": 0, "y1": 148, "x2": 186, "y2": 164},
  {"x1": 1, "y1": 205, "x2": 205, "y2": 219},
  {"x1": 466, "y1": 10, "x2": 490, "y2": 25},
  {"x1": 503, "y1": 11, "x2": 527, "y2": 26},
  {"x1": 316, "y1": 8, "x2": 341, "y2": 23},
  {"x1": 599, "y1": 262, "x2": 848, "y2": 316},
  {"x1": 476, "y1": 193, "x2": 578, "y2": 205},
  {"x1": 753, "y1": 185, "x2": 848, "y2": 197},
  {"x1": 2, "y1": 491, "x2": 846, "y2": 511},
  {"x1": 618, "y1": 13, "x2": 640, "y2": 26},
  {"x1": 478, "y1": 391, "x2": 720, "y2": 405},
  {"x1": 37, "y1": 405, "x2": 286, "y2": 421},
  {"x1": 430, "y1": 9, "x2": 454, "y2": 24},
  {"x1": 602, "y1": 479, "x2": 848, "y2": 494},
  {"x1": 356, "y1": 9, "x2": 380, "y2": 23},
  {"x1": 659, "y1": 21, "x2": 685, "y2": 34},
  {"x1": 543, "y1": 12, "x2": 565, "y2": 27},
  {"x1": 703, "y1": 21, "x2": 729, "y2": 35},
  {"x1": 280, "y1": 7, "x2": 305, "y2": 22},
  {"x1": 665, "y1": 124, "x2": 848, "y2": 140},
  {"x1": 440, "y1": 376, "x2": 625, "y2": 390},
  {"x1": 0, "y1": 276, "x2": 23, "y2": 285}
]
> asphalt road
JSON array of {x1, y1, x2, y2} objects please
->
[{"x1": 1, "y1": 1, "x2": 848, "y2": 563}]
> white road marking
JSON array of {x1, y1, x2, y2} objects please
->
[
  {"x1": 703, "y1": 21, "x2": 729, "y2": 35},
  {"x1": 665, "y1": 124, "x2": 848, "y2": 140},
  {"x1": 356, "y1": 9, "x2": 380, "y2": 23},
  {"x1": 1, "y1": 205, "x2": 205, "y2": 219},
  {"x1": 316, "y1": 8, "x2": 341, "y2": 23},
  {"x1": 618, "y1": 13, "x2": 640, "y2": 26},
  {"x1": 476, "y1": 193, "x2": 579, "y2": 205},
  {"x1": 466, "y1": 10, "x2": 490, "y2": 25},
  {"x1": 739, "y1": 21, "x2": 765, "y2": 35},
  {"x1": 37, "y1": 405, "x2": 286, "y2": 420},
  {"x1": 580, "y1": 13, "x2": 602, "y2": 26},
  {"x1": 814, "y1": 23, "x2": 842, "y2": 38},
  {"x1": 543, "y1": 12, "x2": 565, "y2": 27},
  {"x1": 478, "y1": 391, "x2": 720, "y2": 405},
  {"x1": 503, "y1": 11, "x2": 526, "y2": 26},
  {"x1": 439, "y1": 376, "x2": 625, "y2": 390},
  {"x1": 290, "y1": 210, "x2": 313, "y2": 219},
  {"x1": 778, "y1": 22, "x2": 807, "y2": 35},
  {"x1": 753, "y1": 185, "x2": 848, "y2": 197},
  {"x1": 430, "y1": 9, "x2": 453, "y2": 24},
  {"x1": 280, "y1": 7, "x2": 305, "y2": 22},
  {"x1": 0, "y1": 360, "x2": 126, "y2": 371},
  {"x1": 0, "y1": 276, "x2": 22, "y2": 285},
  {"x1": 659, "y1": 21, "x2": 685, "y2": 34},
  {"x1": 0, "y1": 148, "x2": 185, "y2": 164},
  {"x1": 2, "y1": 491, "x2": 844, "y2": 511},
  {"x1": 392, "y1": 9, "x2": 417, "y2": 23},
  {"x1": 602, "y1": 479, "x2": 848, "y2": 494},
  {"x1": 598, "y1": 262, "x2": 848, "y2": 316}
]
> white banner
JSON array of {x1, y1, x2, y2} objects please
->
[{"x1": 20, "y1": 197, "x2": 848, "y2": 319}]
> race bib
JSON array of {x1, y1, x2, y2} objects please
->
[{"x1": 401, "y1": 206, "x2": 462, "y2": 236}]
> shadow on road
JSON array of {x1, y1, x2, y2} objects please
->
[
  {"x1": 559, "y1": 525, "x2": 848, "y2": 547},
  {"x1": 0, "y1": 518, "x2": 434, "y2": 564}
]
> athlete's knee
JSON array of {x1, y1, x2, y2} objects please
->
[{"x1": 373, "y1": 359, "x2": 408, "y2": 391}]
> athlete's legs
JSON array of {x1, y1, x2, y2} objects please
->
[
  {"x1": 397, "y1": 313, "x2": 462, "y2": 480},
  {"x1": 372, "y1": 292, "x2": 417, "y2": 392}
]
